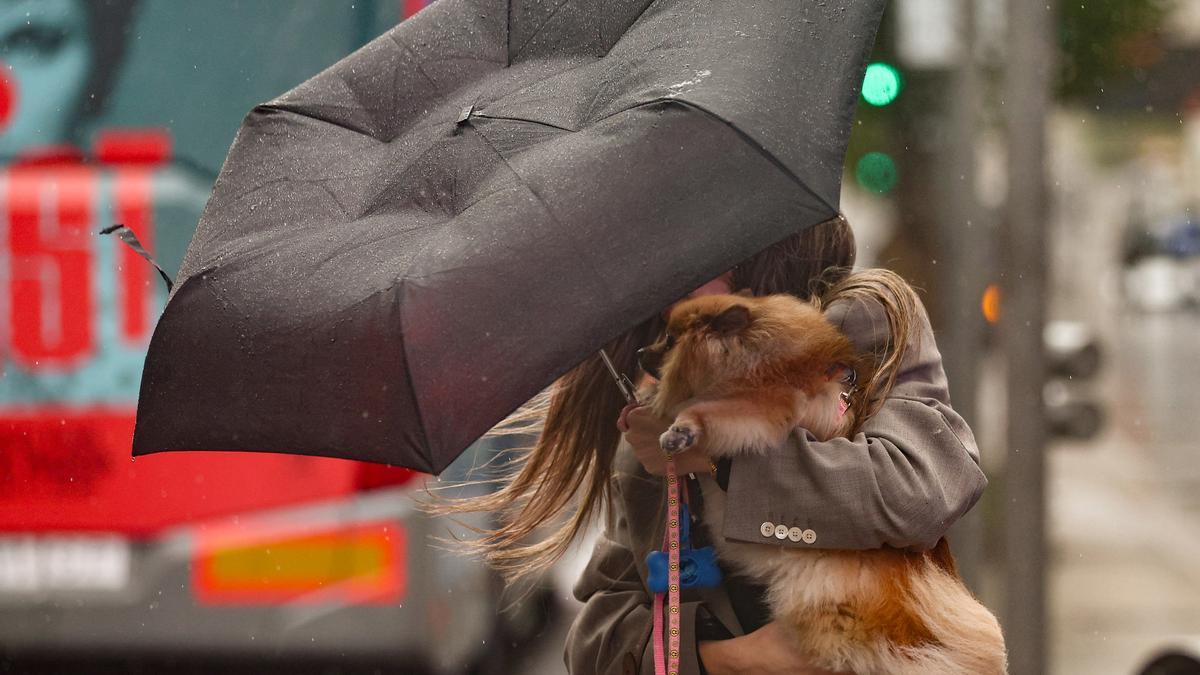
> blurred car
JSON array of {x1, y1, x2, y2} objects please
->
[
  {"x1": 1137, "y1": 638, "x2": 1200, "y2": 675},
  {"x1": 1121, "y1": 210, "x2": 1200, "y2": 312},
  {"x1": 0, "y1": 452, "x2": 499, "y2": 674}
]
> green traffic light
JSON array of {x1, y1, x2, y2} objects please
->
[
  {"x1": 856, "y1": 152, "x2": 898, "y2": 194},
  {"x1": 861, "y1": 62, "x2": 902, "y2": 106}
]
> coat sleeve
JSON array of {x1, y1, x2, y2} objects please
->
[
  {"x1": 721, "y1": 295, "x2": 987, "y2": 551},
  {"x1": 565, "y1": 461, "x2": 709, "y2": 675}
]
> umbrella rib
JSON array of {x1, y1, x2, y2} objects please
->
[
  {"x1": 605, "y1": 97, "x2": 840, "y2": 216},
  {"x1": 387, "y1": 32, "x2": 453, "y2": 102},
  {"x1": 471, "y1": 112, "x2": 574, "y2": 132},
  {"x1": 259, "y1": 102, "x2": 385, "y2": 141},
  {"x1": 602, "y1": 0, "x2": 658, "y2": 55},
  {"x1": 509, "y1": 0, "x2": 574, "y2": 62},
  {"x1": 393, "y1": 277, "x2": 437, "y2": 472},
  {"x1": 466, "y1": 123, "x2": 621, "y2": 307}
]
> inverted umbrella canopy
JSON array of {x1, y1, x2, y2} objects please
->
[{"x1": 133, "y1": 0, "x2": 885, "y2": 473}]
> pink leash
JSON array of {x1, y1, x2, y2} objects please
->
[
  {"x1": 652, "y1": 458, "x2": 682, "y2": 675},
  {"x1": 651, "y1": 371, "x2": 852, "y2": 675}
]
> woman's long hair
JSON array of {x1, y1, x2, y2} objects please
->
[
  {"x1": 428, "y1": 214, "x2": 920, "y2": 581},
  {"x1": 814, "y1": 267, "x2": 924, "y2": 430}
]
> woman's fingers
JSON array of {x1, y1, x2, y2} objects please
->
[
  {"x1": 616, "y1": 402, "x2": 642, "y2": 432},
  {"x1": 622, "y1": 407, "x2": 714, "y2": 477},
  {"x1": 623, "y1": 407, "x2": 668, "y2": 475},
  {"x1": 626, "y1": 405, "x2": 670, "y2": 433}
]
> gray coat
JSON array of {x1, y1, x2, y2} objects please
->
[{"x1": 564, "y1": 295, "x2": 987, "y2": 675}]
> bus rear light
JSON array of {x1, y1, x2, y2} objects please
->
[{"x1": 192, "y1": 521, "x2": 405, "y2": 605}]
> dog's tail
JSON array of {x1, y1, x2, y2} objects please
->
[{"x1": 891, "y1": 563, "x2": 1009, "y2": 675}]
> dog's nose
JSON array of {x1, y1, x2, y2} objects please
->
[{"x1": 637, "y1": 347, "x2": 661, "y2": 380}]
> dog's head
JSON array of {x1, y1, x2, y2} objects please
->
[
  {"x1": 638, "y1": 296, "x2": 750, "y2": 378},
  {"x1": 641, "y1": 292, "x2": 853, "y2": 406},
  {"x1": 640, "y1": 293, "x2": 779, "y2": 392}
]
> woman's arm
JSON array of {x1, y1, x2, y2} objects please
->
[
  {"x1": 700, "y1": 623, "x2": 853, "y2": 675},
  {"x1": 721, "y1": 295, "x2": 987, "y2": 550},
  {"x1": 564, "y1": 460, "x2": 709, "y2": 675}
]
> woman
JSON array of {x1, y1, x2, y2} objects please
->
[{"x1": 444, "y1": 214, "x2": 986, "y2": 674}]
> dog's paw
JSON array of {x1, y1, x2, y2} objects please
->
[{"x1": 660, "y1": 422, "x2": 699, "y2": 455}]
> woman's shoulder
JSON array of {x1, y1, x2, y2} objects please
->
[
  {"x1": 823, "y1": 282, "x2": 934, "y2": 359},
  {"x1": 823, "y1": 271, "x2": 949, "y2": 397}
]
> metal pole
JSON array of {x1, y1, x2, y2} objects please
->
[
  {"x1": 937, "y1": 0, "x2": 986, "y2": 594},
  {"x1": 1003, "y1": 0, "x2": 1054, "y2": 672}
]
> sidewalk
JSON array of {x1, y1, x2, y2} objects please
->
[{"x1": 1049, "y1": 313, "x2": 1200, "y2": 675}]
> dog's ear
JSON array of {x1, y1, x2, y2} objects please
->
[{"x1": 710, "y1": 304, "x2": 751, "y2": 336}]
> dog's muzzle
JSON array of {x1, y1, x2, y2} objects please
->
[{"x1": 636, "y1": 346, "x2": 662, "y2": 380}]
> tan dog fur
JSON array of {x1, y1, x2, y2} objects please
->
[{"x1": 643, "y1": 293, "x2": 1007, "y2": 675}]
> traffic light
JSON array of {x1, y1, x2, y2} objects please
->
[
  {"x1": 979, "y1": 289, "x2": 1106, "y2": 441},
  {"x1": 1043, "y1": 321, "x2": 1105, "y2": 441},
  {"x1": 861, "y1": 62, "x2": 903, "y2": 107},
  {"x1": 853, "y1": 61, "x2": 903, "y2": 194},
  {"x1": 855, "y1": 151, "x2": 898, "y2": 194}
]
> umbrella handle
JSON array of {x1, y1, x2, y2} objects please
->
[{"x1": 599, "y1": 348, "x2": 640, "y2": 404}]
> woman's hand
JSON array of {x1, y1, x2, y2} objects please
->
[
  {"x1": 617, "y1": 403, "x2": 713, "y2": 477},
  {"x1": 698, "y1": 622, "x2": 853, "y2": 675}
]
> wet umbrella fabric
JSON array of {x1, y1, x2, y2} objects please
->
[{"x1": 133, "y1": 0, "x2": 885, "y2": 474}]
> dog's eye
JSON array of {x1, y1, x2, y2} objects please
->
[{"x1": 665, "y1": 334, "x2": 676, "y2": 349}]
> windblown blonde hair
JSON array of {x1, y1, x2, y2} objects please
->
[
  {"x1": 427, "y1": 215, "x2": 924, "y2": 582},
  {"x1": 814, "y1": 267, "x2": 923, "y2": 429}
]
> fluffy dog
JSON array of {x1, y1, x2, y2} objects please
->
[{"x1": 639, "y1": 291, "x2": 1007, "y2": 675}]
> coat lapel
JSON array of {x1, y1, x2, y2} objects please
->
[{"x1": 698, "y1": 583, "x2": 745, "y2": 637}]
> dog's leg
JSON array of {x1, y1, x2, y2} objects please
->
[{"x1": 660, "y1": 387, "x2": 800, "y2": 456}]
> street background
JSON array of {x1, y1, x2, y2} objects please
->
[{"x1": 3, "y1": 0, "x2": 1200, "y2": 673}]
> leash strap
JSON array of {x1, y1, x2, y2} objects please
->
[
  {"x1": 653, "y1": 458, "x2": 682, "y2": 675},
  {"x1": 651, "y1": 368, "x2": 851, "y2": 674}
]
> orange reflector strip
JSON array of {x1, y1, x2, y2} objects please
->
[
  {"x1": 193, "y1": 521, "x2": 405, "y2": 605},
  {"x1": 982, "y1": 284, "x2": 1001, "y2": 324}
]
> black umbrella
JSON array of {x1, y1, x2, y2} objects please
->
[{"x1": 133, "y1": 0, "x2": 885, "y2": 473}]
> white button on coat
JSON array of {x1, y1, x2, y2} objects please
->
[
  {"x1": 801, "y1": 529, "x2": 817, "y2": 544},
  {"x1": 760, "y1": 522, "x2": 775, "y2": 538},
  {"x1": 774, "y1": 524, "x2": 789, "y2": 540},
  {"x1": 787, "y1": 527, "x2": 804, "y2": 542}
]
